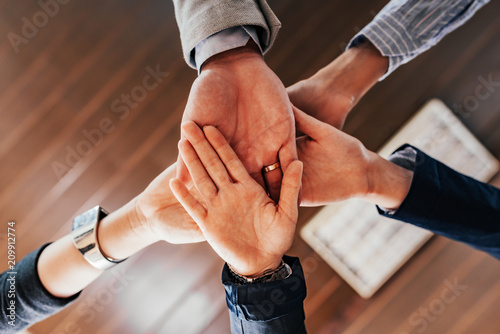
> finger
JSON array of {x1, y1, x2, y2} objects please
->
[
  {"x1": 262, "y1": 162, "x2": 283, "y2": 203},
  {"x1": 182, "y1": 122, "x2": 232, "y2": 186},
  {"x1": 278, "y1": 132, "x2": 298, "y2": 172},
  {"x1": 277, "y1": 160, "x2": 303, "y2": 220},
  {"x1": 264, "y1": 132, "x2": 298, "y2": 202},
  {"x1": 177, "y1": 124, "x2": 193, "y2": 186},
  {"x1": 293, "y1": 106, "x2": 330, "y2": 140},
  {"x1": 178, "y1": 139, "x2": 218, "y2": 199},
  {"x1": 169, "y1": 178, "x2": 206, "y2": 223},
  {"x1": 281, "y1": 140, "x2": 302, "y2": 203},
  {"x1": 176, "y1": 154, "x2": 193, "y2": 187},
  {"x1": 286, "y1": 85, "x2": 306, "y2": 137},
  {"x1": 250, "y1": 170, "x2": 267, "y2": 192},
  {"x1": 203, "y1": 125, "x2": 252, "y2": 183}
]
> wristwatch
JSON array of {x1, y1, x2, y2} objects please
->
[
  {"x1": 227, "y1": 260, "x2": 292, "y2": 285},
  {"x1": 71, "y1": 206, "x2": 126, "y2": 270}
]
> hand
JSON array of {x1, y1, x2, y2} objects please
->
[
  {"x1": 39, "y1": 163, "x2": 206, "y2": 298},
  {"x1": 170, "y1": 122, "x2": 303, "y2": 277},
  {"x1": 294, "y1": 106, "x2": 371, "y2": 206},
  {"x1": 294, "y1": 106, "x2": 412, "y2": 209},
  {"x1": 287, "y1": 41, "x2": 388, "y2": 129},
  {"x1": 133, "y1": 163, "x2": 205, "y2": 244},
  {"x1": 177, "y1": 40, "x2": 297, "y2": 201}
]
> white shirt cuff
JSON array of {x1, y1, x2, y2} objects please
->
[
  {"x1": 377, "y1": 146, "x2": 417, "y2": 214},
  {"x1": 194, "y1": 26, "x2": 263, "y2": 74}
]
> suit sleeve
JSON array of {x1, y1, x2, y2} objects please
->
[
  {"x1": 380, "y1": 144, "x2": 500, "y2": 259},
  {"x1": 222, "y1": 256, "x2": 307, "y2": 333},
  {"x1": 171, "y1": 0, "x2": 281, "y2": 68}
]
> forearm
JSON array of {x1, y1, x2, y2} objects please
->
[
  {"x1": 288, "y1": 40, "x2": 388, "y2": 129},
  {"x1": 38, "y1": 199, "x2": 157, "y2": 298},
  {"x1": 315, "y1": 41, "x2": 388, "y2": 111},
  {"x1": 36, "y1": 235, "x2": 101, "y2": 299}
]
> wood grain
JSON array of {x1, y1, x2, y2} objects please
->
[{"x1": 1, "y1": 0, "x2": 499, "y2": 333}]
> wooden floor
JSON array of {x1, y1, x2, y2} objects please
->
[{"x1": 1, "y1": 0, "x2": 499, "y2": 333}]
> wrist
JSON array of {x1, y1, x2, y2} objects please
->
[
  {"x1": 98, "y1": 199, "x2": 158, "y2": 260},
  {"x1": 363, "y1": 151, "x2": 413, "y2": 210},
  {"x1": 322, "y1": 41, "x2": 387, "y2": 99},
  {"x1": 292, "y1": 40, "x2": 388, "y2": 128},
  {"x1": 228, "y1": 260, "x2": 291, "y2": 284},
  {"x1": 348, "y1": 40, "x2": 388, "y2": 84},
  {"x1": 229, "y1": 257, "x2": 283, "y2": 279},
  {"x1": 129, "y1": 196, "x2": 160, "y2": 244}
]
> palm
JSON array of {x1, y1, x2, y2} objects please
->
[
  {"x1": 201, "y1": 182, "x2": 296, "y2": 275},
  {"x1": 179, "y1": 51, "x2": 296, "y2": 200},
  {"x1": 170, "y1": 123, "x2": 302, "y2": 277}
]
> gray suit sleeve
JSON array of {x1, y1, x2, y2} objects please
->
[{"x1": 172, "y1": 0, "x2": 281, "y2": 68}]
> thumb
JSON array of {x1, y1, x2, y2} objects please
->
[
  {"x1": 277, "y1": 160, "x2": 303, "y2": 219},
  {"x1": 293, "y1": 105, "x2": 329, "y2": 140},
  {"x1": 263, "y1": 135, "x2": 298, "y2": 203}
]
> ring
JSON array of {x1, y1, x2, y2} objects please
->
[{"x1": 263, "y1": 162, "x2": 280, "y2": 173}]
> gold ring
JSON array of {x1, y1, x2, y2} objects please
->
[{"x1": 263, "y1": 162, "x2": 280, "y2": 173}]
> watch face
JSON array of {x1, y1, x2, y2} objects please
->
[
  {"x1": 72, "y1": 207, "x2": 98, "y2": 231},
  {"x1": 72, "y1": 206, "x2": 107, "y2": 231}
]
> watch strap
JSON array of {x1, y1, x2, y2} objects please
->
[
  {"x1": 71, "y1": 206, "x2": 125, "y2": 270},
  {"x1": 228, "y1": 260, "x2": 292, "y2": 285}
]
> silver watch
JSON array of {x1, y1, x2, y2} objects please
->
[{"x1": 71, "y1": 206, "x2": 125, "y2": 270}]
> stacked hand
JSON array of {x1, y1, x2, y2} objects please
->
[
  {"x1": 37, "y1": 38, "x2": 411, "y2": 301},
  {"x1": 169, "y1": 40, "x2": 411, "y2": 278},
  {"x1": 293, "y1": 107, "x2": 412, "y2": 210},
  {"x1": 171, "y1": 122, "x2": 302, "y2": 276}
]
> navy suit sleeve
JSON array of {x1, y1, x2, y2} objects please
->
[
  {"x1": 222, "y1": 256, "x2": 307, "y2": 333},
  {"x1": 0, "y1": 244, "x2": 80, "y2": 333},
  {"x1": 380, "y1": 144, "x2": 500, "y2": 259}
]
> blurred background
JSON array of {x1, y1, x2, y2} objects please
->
[{"x1": 0, "y1": 0, "x2": 499, "y2": 333}]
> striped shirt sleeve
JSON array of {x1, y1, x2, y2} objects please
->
[{"x1": 347, "y1": 0, "x2": 490, "y2": 80}]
